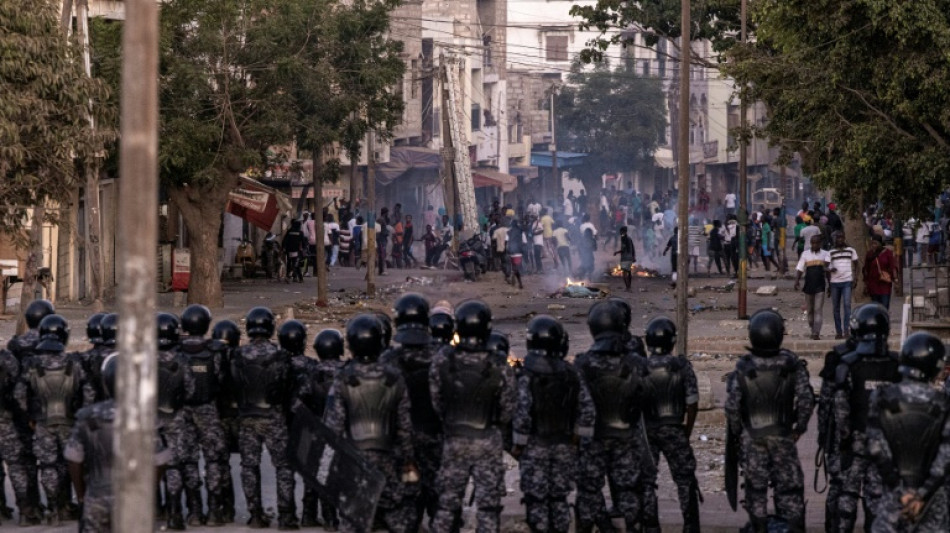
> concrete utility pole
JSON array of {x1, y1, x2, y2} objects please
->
[
  {"x1": 737, "y1": 0, "x2": 749, "y2": 319},
  {"x1": 550, "y1": 90, "x2": 560, "y2": 206},
  {"x1": 115, "y1": 0, "x2": 159, "y2": 529},
  {"x1": 366, "y1": 132, "x2": 377, "y2": 297},
  {"x1": 674, "y1": 0, "x2": 691, "y2": 356},
  {"x1": 439, "y1": 60, "x2": 457, "y2": 226},
  {"x1": 314, "y1": 150, "x2": 327, "y2": 306}
]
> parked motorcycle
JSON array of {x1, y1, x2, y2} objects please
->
[
  {"x1": 459, "y1": 235, "x2": 487, "y2": 281},
  {"x1": 234, "y1": 237, "x2": 257, "y2": 277}
]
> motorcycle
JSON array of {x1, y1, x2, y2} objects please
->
[
  {"x1": 260, "y1": 234, "x2": 284, "y2": 280},
  {"x1": 234, "y1": 237, "x2": 258, "y2": 277},
  {"x1": 459, "y1": 235, "x2": 488, "y2": 281}
]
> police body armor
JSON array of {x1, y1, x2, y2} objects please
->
[
  {"x1": 837, "y1": 352, "x2": 900, "y2": 433},
  {"x1": 210, "y1": 341, "x2": 239, "y2": 419},
  {"x1": 82, "y1": 404, "x2": 116, "y2": 495},
  {"x1": 28, "y1": 356, "x2": 79, "y2": 427},
  {"x1": 341, "y1": 364, "x2": 404, "y2": 452},
  {"x1": 7, "y1": 330, "x2": 39, "y2": 362},
  {"x1": 580, "y1": 353, "x2": 643, "y2": 440},
  {"x1": 644, "y1": 357, "x2": 687, "y2": 426},
  {"x1": 0, "y1": 355, "x2": 14, "y2": 421},
  {"x1": 157, "y1": 351, "x2": 186, "y2": 420},
  {"x1": 736, "y1": 352, "x2": 798, "y2": 439},
  {"x1": 877, "y1": 385, "x2": 949, "y2": 489},
  {"x1": 232, "y1": 344, "x2": 285, "y2": 416},
  {"x1": 439, "y1": 348, "x2": 504, "y2": 438},
  {"x1": 524, "y1": 353, "x2": 578, "y2": 444},
  {"x1": 397, "y1": 348, "x2": 442, "y2": 436},
  {"x1": 84, "y1": 346, "x2": 109, "y2": 402},
  {"x1": 180, "y1": 339, "x2": 218, "y2": 406}
]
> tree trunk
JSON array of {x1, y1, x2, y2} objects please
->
[
  {"x1": 578, "y1": 173, "x2": 603, "y2": 225},
  {"x1": 167, "y1": 174, "x2": 238, "y2": 308},
  {"x1": 313, "y1": 153, "x2": 328, "y2": 307},
  {"x1": 16, "y1": 206, "x2": 45, "y2": 335},
  {"x1": 845, "y1": 212, "x2": 870, "y2": 304},
  {"x1": 349, "y1": 162, "x2": 362, "y2": 207},
  {"x1": 85, "y1": 163, "x2": 104, "y2": 311}
]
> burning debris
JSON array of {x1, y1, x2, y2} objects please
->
[
  {"x1": 607, "y1": 264, "x2": 661, "y2": 278},
  {"x1": 551, "y1": 278, "x2": 608, "y2": 299}
]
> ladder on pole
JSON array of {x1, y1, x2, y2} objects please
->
[{"x1": 442, "y1": 57, "x2": 478, "y2": 231}]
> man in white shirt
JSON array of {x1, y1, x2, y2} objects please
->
[
  {"x1": 563, "y1": 193, "x2": 574, "y2": 218},
  {"x1": 794, "y1": 234, "x2": 831, "y2": 339},
  {"x1": 723, "y1": 216, "x2": 739, "y2": 276},
  {"x1": 827, "y1": 231, "x2": 859, "y2": 339},
  {"x1": 324, "y1": 214, "x2": 341, "y2": 267},
  {"x1": 303, "y1": 213, "x2": 317, "y2": 276},
  {"x1": 579, "y1": 213, "x2": 598, "y2": 238},
  {"x1": 526, "y1": 198, "x2": 541, "y2": 218},
  {"x1": 724, "y1": 192, "x2": 737, "y2": 215}
]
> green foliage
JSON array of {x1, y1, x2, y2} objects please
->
[
  {"x1": 725, "y1": 0, "x2": 950, "y2": 218},
  {"x1": 0, "y1": 0, "x2": 113, "y2": 241},
  {"x1": 570, "y1": 0, "x2": 741, "y2": 64},
  {"x1": 555, "y1": 60, "x2": 667, "y2": 182}
]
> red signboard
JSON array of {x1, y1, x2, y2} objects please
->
[{"x1": 171, "y1": 248, "x2": 191, "y2": 291}]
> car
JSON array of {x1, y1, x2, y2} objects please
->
[{"x1": 751, "y1": 188, "x2": 784, "y2": 210}]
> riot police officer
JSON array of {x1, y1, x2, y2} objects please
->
[
  {"x1": 280, "y1": 320, "x2": 312, "y2": 376},
  {"x1": 866, "y1": 332, "x2": 950, "y2": 532},
  {"x1": 512, "y1": 315, "x2": 595, "y2": 533},
  {"x1": 231, "y1": 307, "x2": 297, "y2": 529},
  {"x1": 15, "y1": 314, "x2": 89, "y2": 525},
  {"x1": 429, "y1": 300, "x2": 516, "y2": 533},
  {"x1": 80, "y1": 313, "x2": 109, "y2": 404},
  {"x1": 429, "y1": 302, "x2": 455, "y2": 349},
  {"x1": 293, "y1": 329, "x2": 344, "y2": 530},
  {"x1": 573, "y1": 300, "x2": 648, "y2": 533},
  {"x1": 324, "y1": 314, "x2": 415, "y2": 532},
  {"x1": 607, "y1": 297, "x2": 646, "y2": 358},
  {"x1": 640, "y1": 317, "x2": 700, "y2": 533},
  {"x1": 724, "y1": 309, "x2": 814, "y2": 533},
  {"x1": 177, "y1": 304, "x2": 229, "y2": 526},
  {"x1": 209, "y1": 319, "x2": 241, "y2": 524},
  {"x1": 0, "y1": 344, "x2": 35, "y2": 525},
  {"x1": 833, "y1": 303, "x2": 900, "y2": 531},
  {"x1": 380, "y1": 293, "x2": 443, "y2": 532},
  {"x1": 7, "y1": 299, "x2": 55, "y2": 361},
  {"x1": 155, "y1": 312, "x2": 190, "y2": 530},
  {"x1": 65, "y1": 353, "x2": 172, "y2": 533}
]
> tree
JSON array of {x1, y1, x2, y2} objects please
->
[
  {"x1": 0, "y1": 0, "x2": 112, "y2": 328},
  {"x1": 555, "y1": 60, "x2": 667, "y2": 211},
  {"x1": 724, "y1": 0, "x2": 950, "y2": 218}
]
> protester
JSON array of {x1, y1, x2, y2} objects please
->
[{"x1": 863, "y1": 234, "x2": 896, "y2": 310}]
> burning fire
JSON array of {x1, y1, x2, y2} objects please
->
[
  {"x1": 609, "y1": 264, "x2": 659, "y2": 278},
  {"x1": 566, "y1": 277, "x2": 586, "y2": 287}
]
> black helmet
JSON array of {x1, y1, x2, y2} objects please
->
[
  {"x1": 587, "y1": 301, "x2": 626, "y2": 338},
  {"x1": 526, "y1": 315, "x2": 565, "y2": 355},
  {"x1": 86, "y1": 313, "x2": 106, "y2": 345},
  {"x1": 748, "y1": 309, "x2": 785, "y2": 356},
  {"x1": 899, "y1": 332, "x2": 945, "y2": 381},
  {"x1": 246, "y1": 307, "x2": 275, "y2": 338},
  {"x1": 313, "y1": 329, "x2": 344, "y2": 361},
  {"x1": 455, "y1": 300, "x2": 492, "y2": 349},
  {"x1": 277, "y1": 320, "x2": 307, "y2": 355},
  {"x1": 211, "y1": 320, "x2": 241, "y2": 348},
  {"x1": 346, "y1": 314, "x2": 383, "y2": 363},
  {"x1": 36, "y1": 314, "x2": 70, "y2": 352},
  {"x1": 607, "y1": 297, "x2": 633, "y2": 329},
  {"x1": 852, "y1": 303, "x2": 889, "y2": 355},
  {"x1": 393, "y1": 293, "x2": 431, "y2": 345},
  {"x1": 375, "y1": 312, "x2": 393, "y2": 348},
  {"x1": 157, "y1": 313, "x2": 180, "y2": 349},
  {"x1": 645, "y1": 316, "x2": 677, "y2": 355},
  {"x1": 24, "y1": 299, "x2": 55, "y2": 330},
  {"x1": 487, "y1": 331, "x2": 510, "y2": 357},
  {"x1": 429, "y1": 312, "x2": 455, "y2": 345},
  {"x1": 560, "y1": 331, "x2": 570, "y2": 358},
  {"x1": 101, "y1": 352, "x2": 118, "y2": 399},
  {"x1": 181, "y1": 304, "x2": 212, "y2": 336},
  {"x1": 100, "y1": 313, "x2": 118, "y2": 347}
]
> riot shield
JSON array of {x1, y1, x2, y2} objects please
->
[
  {"x1": 725, "y1": 422, "x2": 739, "y2": 511},
  {"x1": 289, "y1": 405, "x2": 385, "y2": 531}
]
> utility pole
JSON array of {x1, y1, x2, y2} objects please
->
[
  {"x1": 674, "y1": 0, "x2": 691, "y2": 356},
  {"x1": 314, "y1": 149, "x2": 327, "y2": 307},
  {"x1": 737, "y1": 0, "x2": 749, "y2": 319},
  {"x1": 116, "y1": 0, "x2": 159, "y2": 530},
  {"x1": 366, "y1": 132, "x2": 377, "y2": 297},
  {"x1": 439, "y1": 58, "x2": 457, "y2": 226},
  {"x1": 550, "y1": 90, "x2": 560, "y2": 207}
]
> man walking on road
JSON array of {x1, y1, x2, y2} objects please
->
[
  {"x1": 828, "y1": 231, "x2": 859, "y2": 339},
  {"x1": 794, "y1": 235, "x2": 831, "y2": 340}
]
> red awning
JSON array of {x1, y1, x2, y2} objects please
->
[
  {"x1": 226, "y1": 177, "x2": 291, "y2": 232},
  {"x1": 473, "y1": 168, "x2": 517, "y2": 192}
]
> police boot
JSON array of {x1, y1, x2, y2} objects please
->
[
  {"x1": 247, "y1": 508, "x2": 270, "y2": 529},
  {"x1": 220, "y1": 478, "x2": 235, "y2": 523},
  {"x1": 185, "y1": 488, "x2": 205, "y2": 526},
  {"x1": 321, "y1": 502, "x2": 339, "y2": 531},
  {"x1": 574, "y1": 521, "x2": 594, "y2": 533},
  {"x1": 300, "y1": 488, "x2": 318, "y2": 527},
  {"x1": 166, "y1": 497, "x2": 186, "y2": 531},
  {"x1": 740, "y1": 517, "x2": 768, "y2": 533},
  {"x1": 204, "y1": 494, "x2": 225, "y2": 527},
  {"x1": 277, "y1": 507, "x2": 300, "y2": 531},
  {"x1": 18, "y1": 505, "x2": 42, "y2": 527}
]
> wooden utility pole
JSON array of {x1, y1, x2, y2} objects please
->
[
  {"x1": 550, "y1": 90, "x2": 560, "y2": 206},
  {"x1": 115, "y1": 0, "x2": 159, "y2": 529},
  {"x1": 674, "y1": 0, "x2": 691, "y2": 356},
  {"x1": 439, "y1": 59, "x2": 457, "y2": 225},
  {"x1": 313, "y1": 151, "x2": 328, "y2": 306},
  {"x1": 737, "y1": 0, "x2": 749, "y2": 319},
  {"x1": 366, "y1": 133, "x2": 377, "y2": 297},
  {"x1": 76, "y1": 0, "x2": 105, "y2": 311}
]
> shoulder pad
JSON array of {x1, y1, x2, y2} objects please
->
[
  {"x1": 834, "y1": 362, "x2": 851, "y2": 387},
  {"x1": 669, "y1": 355, "x2": 689, "y2": 372},
  {"x1": 840, "y1": 351, "x2": 860, "y2": 365}
]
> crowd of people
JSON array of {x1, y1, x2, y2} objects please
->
[{"x1": 0, "y1": 293, "x2": 946, "y2": 532}]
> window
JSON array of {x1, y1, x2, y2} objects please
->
[
  {"x1": 546, "y1": 35, "x2": 569, "y2": 62},
  {"x1": 657, "y1": 39, "x2": 667, "y2": 78},
  {"x1": 641, "y1": 60, "x2": 650, "y2": 77},
  {"x1": 471, "y1": 103, "x2": 481, "y2": 131},
  {"x1": 483, "y1": 35, "x2": 493, "y2": 67},
  {"x1": 433, "y1": 108, "x2": 440, "y2": 138}
]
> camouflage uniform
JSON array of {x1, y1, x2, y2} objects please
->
[
  {"x1": 156, "y1": 346, "x2": 192, "y2": 523},
  {"x1": 210, "y1": 339, "x2": 240, "y2": 522},
  {"x1": 0, "y1": 349, "x2": 31, "y2": 518},
  {"x1": 324, "y1": 359, "x2": 413, "y2": 533},
  {"x1": 573, "y1": 343, "x2": 649, "y2": 532},
  {"x1": 232, "y1": 338, "x2": 295, "y2": 521},
  {"x1": 381, "y1": 344, "x2": 444, "y2": 532},
  {"x1": 7, "y1": 330, "x2": 42, "y2": 516},
  {"x1": 177, "y1": 335, "x2": 229, "y2": 523},
  {"x1": 641, "y1": 354, "x2": 700, "y2": 532},
  {"x1": 79, "y1": 344, "x2": 111, "y2": 404},
  {"x1": 817, "y1": 340, "x2": 853, "y2": 532},
  {"x1": 724, "y1": 349, "x2": 814, "y2": 531},
  {"x1": 512, "y1": 354, "x2": 595, "y2": 533},
  {"x1": 292, "y1": 355, "x2": 341, "y2": 528},
  {"x1": 428, "y1": 345, "x2": 516, "y2": 533},
  {"x1": 64, "y1": 399, "x2": 173, "y2": 533},
  {"x1": 866, "y1": 381, "x2": 950, "y2": 533},
  {"x1": 15, "y1": 349, "x2": 89, "y2": 519}
]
